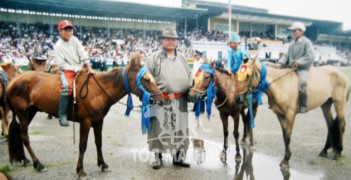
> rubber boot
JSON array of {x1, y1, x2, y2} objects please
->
[{"x1": 299, "y1": 93, "x2": 308, "y2": 113}]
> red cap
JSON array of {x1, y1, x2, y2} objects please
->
[{"x1": 58, "y1": 20, "x2": 73, "y2": 31}]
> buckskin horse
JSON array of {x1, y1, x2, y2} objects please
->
[
  {"x1": 188, "y1": 63, "x2": 259, "y2": 163},
  {"x1": 7, "y1": 53, "x2": 163, "y2": 179},
  {"x1": 0, "y1": 62, "x2": 21, "y2": 137},
  {"x1": 244, "y1": 59, "x2": 349, "y2": 169}
]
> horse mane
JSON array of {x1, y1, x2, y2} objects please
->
[
  {"x1": 101, "y1": 67, "x2": 123, "y2": 87},
  {"x1": 215, "y1": 67, "x2": 231, "y2": 76}
]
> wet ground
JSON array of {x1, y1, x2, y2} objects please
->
[{"x1": 0, "y1": 95, "x2": 350, "y2": 180}]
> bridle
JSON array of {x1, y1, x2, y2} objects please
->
[
  {"x1": 191, "y1": 67, "x2": 231, "y2": 108},
  {"x1": 122, "y1": 67, "x2": 163, "y2": 107}
]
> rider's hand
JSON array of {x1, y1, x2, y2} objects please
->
[
  {"x1": 225, "y1": 67, "x2": 232, "y2": 75},
  {"x1": 293, "y1": 63, "x2": 299, "y2": 68}
]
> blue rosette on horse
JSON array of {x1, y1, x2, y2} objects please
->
[
  {"x1": 123, "y1": 66, "x2": 153, "y2": 134},
  {"x1": 195, "y1": 64, "x2": 217, "y2": 120}
]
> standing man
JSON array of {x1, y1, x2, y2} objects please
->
[
  {"x1": 225, "y1": 33, "x2": 250, "y2": 74},
  {"x1": 278, "y1": 22, "x2": 315, "y2": 113},
  {"x1": 146, "y1": 27, "x2": 191, "y2": 170},
  {"x1": 54, "y1": 20, "x2": 95, "y2": 126}
]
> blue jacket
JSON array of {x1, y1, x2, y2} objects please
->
[{"x1": 226, "y1": 48, "x2": 248, "y2": 73}]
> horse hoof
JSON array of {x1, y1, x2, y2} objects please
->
[
  {"x1": 280, "y1": 161, "x2": 289, "y2": 170},
  {"x1": 319, "y1": 151, "x2": 327, "y2": 157},
  {"x1": 249, "y1": 145, "x2": 256, "y2": 151},
  {"x1": 34, "y1": 161, "x2": 47, "y2": 172},
  {"x1": 102, "y1": 166, "x2": 112, "y2": 172},
  {"x1": 333, "y1": 153, "x2": 341, "y2": 160},
  {"x1": 79, "y1": 175, "x2": 89, "y2": 180},
  {"x1": 235, "y1": 155, "x2": 242, "y2": 162},
  {"x1": 23, "y1": 158, "x2": 32, "y2": 166},
  {"x1": 240, "y1": 140, "x2": 246, "y2": 146},
  {"x1": 219, "y1": 151, "x2": 227, "y2": 164},
  {"x1": 78, "y1": 171, "x2": 88, "y2": 180}
]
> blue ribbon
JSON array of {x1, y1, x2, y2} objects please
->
[
  {"x1": 135, "y1": 67, "x2": 151, "y2": 135},
  {"x1": 122, "y1": 67, "x2": 133, "y2": 117},
  {"x1": 195, "y1": 64, "x2": 217, "y2": 121},
  {"x1": 248, "y1": 62, "x2": 270, "y2": 128}
]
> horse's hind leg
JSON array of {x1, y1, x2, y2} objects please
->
[
  {"x1": 93, "y1": 121, "x2": 110, "y2": 172},
  {"x1": 76, "y1": 118, "x2": 91, "y2": 179},
  {"x1": 17, "y1": 108, "x2": 46, "y2": 171},
  {"x1": 233, "y1": 112, "x2": 241, "y2": 162},
  {"x1": 319, "y1": 98, "x2": 333, "y2": 157},
  {"x1": 219, "y1": 112, "x2": 229, "y2": 163},
  {"x1": 332, "y1": 99, "x2": 346, "y2": 160},
  {"x1": 249, "y1": 102, "x2": 259, "y2": 150},
  {"x1": 240, "y1": 109, "x2": 248, "y2": 145}
]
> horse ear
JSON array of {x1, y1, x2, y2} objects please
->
[
  {"x1": 210, "y1": 61, "x2": 215, "y2": 68},
  {"x1": 252, "y1": 53, "x2": 259, "y2": 64},
  {"x1": 0, "y1": 62, "x2": 12, "y2": 69}
]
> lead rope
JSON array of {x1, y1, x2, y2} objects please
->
[{"x1": 72, "y1": 72, "x2": 80, "y2": 145}]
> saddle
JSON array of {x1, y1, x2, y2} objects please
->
[{"x1": 236, "y1": 64, "x2": 261, "y2": 106}]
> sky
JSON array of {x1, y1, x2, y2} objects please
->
[{"x1": 111, "y1": 0, "x2": 351, "y2": 31}]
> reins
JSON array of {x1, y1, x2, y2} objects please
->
[{"x1": 78, "y1": 72, "x2": 161, "y2": 109}]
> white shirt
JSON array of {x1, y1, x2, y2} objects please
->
[{"x1": 54, "y1": 36, "x2": 90, "y2": 72}]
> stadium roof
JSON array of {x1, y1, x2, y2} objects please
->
[
  {"x1": 196, "y1": 1, "x2": 342, "y2": 27},
  {"x1": 0, "y1": 0, "x2": 207, "y2": 21}
]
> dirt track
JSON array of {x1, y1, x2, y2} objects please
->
[{"x1": 0, "y1": 94, "x2": 350, "y2": 180}]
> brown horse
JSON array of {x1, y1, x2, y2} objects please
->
[
  {"x1": 0, "y1": 62, "x2": 21, "y2": 136},
  {"x1": 29, "y1": 57, "x2": 59, "y2": 119},
  {"x1": 188, "y1": 63, "x2": 258, "y2": 163},
  {"x1": 7, "y1": 53, "x2": 163, "y2": 179},
  {"x1": 245, "y1": 59, "x2": 349, "y2": 169}
]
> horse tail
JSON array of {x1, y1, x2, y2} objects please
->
[{"x1": 7, "y1": 100, "x2": 25, "y2": 163}]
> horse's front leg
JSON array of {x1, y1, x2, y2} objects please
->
[
  {"x1": 249, "y1": 102, "x2": 259, "y2": 150},
  {"x1": 219, "y1": 112, "x2": 229, "y2": 164},
  {"x1": 240, "y1": 109, "x2": 247, "y2": 145},
  {"x1": 76, "y1": 119, "x2": 91, "y2": 180},
  {"x1": 233, "y1": 112, "x2": 241, "y2": 162},
  {"x1": 93, "y1": 121, "x2": 111, "y2": 172},
  {"x1": 277, "y1": 112, "x2": 296, "y2": 170}
]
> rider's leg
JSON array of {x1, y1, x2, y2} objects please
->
[
  {"x1": 58, "y1": 70, "x2": 69, "y2": 126},
  {"x1": 297, "y1": 70, "x2": 308, "y2": 113}
]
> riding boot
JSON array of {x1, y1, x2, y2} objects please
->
[
  {"x1": 173, "y1": 150, "x2": 190, "y2": 168},
  {"x1": 299, "y1": 93, "x2": 308, "y2": 113},
  {"x1": 152, "y1": 153, "x2": 162, "y2": 170},
  {"x1": 58, "y1": 95, "x2": 69, "y2": 126}
]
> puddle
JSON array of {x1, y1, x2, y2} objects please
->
[
  {"x1": 187, "y1": 139, "x2": 324, "y2": 180},
  {"x1": 125, "y1": 138, "x2": 324, "y2": 179}
]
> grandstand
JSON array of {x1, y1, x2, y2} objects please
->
[{"x1": 0, "y1": 0, "x2": 350, "y2": 67}]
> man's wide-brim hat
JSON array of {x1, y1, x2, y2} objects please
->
[{"x1": 161, "y1": 27, "x2": 180, "y2": 39}]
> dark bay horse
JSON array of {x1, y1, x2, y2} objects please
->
[
  {"x1": 0, "y1": 62, "x2": 21, "y2": 136},
  {"x1": 188, "y1": 63, "x2": 258, "y2": 163},
  {"x1": 245, "y1": 60, "x2": 349, "y2": 169},
  {"x1": 7, "y1": 53, "x2": 163, "y2": 179}
]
